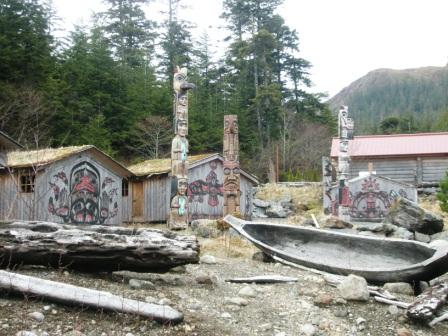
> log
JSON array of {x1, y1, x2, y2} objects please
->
[
  {"x1": 0, "y1": 221, "x2": 199, "y2": 272},
  {"x1": 225, "y1": 275, "x2": 299, "y2": 284},
  {"x1": 407, "y1": 281, "x2": 448, "y2": 323},
  {"x1": 0, "y1": 270, "x2": 183, "y2": 324}
]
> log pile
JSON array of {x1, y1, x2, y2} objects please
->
[{"x1": 0, "y1": 221, "x2": 199, "y2": 272}]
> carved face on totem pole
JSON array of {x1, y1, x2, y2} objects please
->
[{"x1": 223, "y1": 115, "x2": 239, "y2": 162}]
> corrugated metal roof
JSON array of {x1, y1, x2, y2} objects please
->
[{"x1": 330, "y1": 132, "x2": 448, "y2": 158}]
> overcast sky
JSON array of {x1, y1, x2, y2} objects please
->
[{"x1": 53, "y1": 0, "x2": 448, "y2": 97}]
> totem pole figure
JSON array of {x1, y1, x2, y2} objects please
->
[
  {"x1": 223, "y1": 115, "x2": 241, "y2": 216},
  {"x1": 338, "y1": 105, "x2": 354, "y2": 221},
  {"x1": 322, "y1": 156, "x2": 334, "y2": 215},
  {"x1": 168, "y1": 67, "x2": 194, "y2": 230}
]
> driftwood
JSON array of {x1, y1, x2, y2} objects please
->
[
  {"x1": 0, "y1": 221, "x2": 199, "y2": 272},
  {"x1": 0, "y1": 270, "x2": 183, "y2": 324},
  {"x1": 407, "y1": 281, "x2": 448, "y2": 323},
  {"x1": 226, "y1": 275, "x2": 298, "y2": 284}
]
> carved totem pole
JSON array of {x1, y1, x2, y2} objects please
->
[
  {"x1": 223, "y1": 115, "x2": 241, "y2": 216},
  {"x1": 168, "y1": 67, "x2": 194, "y2": 230},
  {"x1": 338, "y1": 106, "x2": 354, "y2": 221}
]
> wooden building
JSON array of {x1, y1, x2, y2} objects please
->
[
  {"x1": 330, "y1": 132, "x2": 448, "y2": 185},
  {"x1": 126, "y1": 153, "x2": 258, "y2": 222},
  {"x1": 0, "y1": 145, "x2": 132, "y2": 225}
]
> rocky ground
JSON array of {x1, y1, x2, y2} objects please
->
[{"x1": 1, "y1": 231, "x2": 448, "y2": 336}]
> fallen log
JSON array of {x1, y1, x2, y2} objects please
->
[
  {"x1": 407, "y1": 281, "x2": 448, "y2": 323},
  {"x1": 0, "y1": 270, "x2": 183, "y2": 324},
  {"x1": 0, "y1": 221, "x2": 199, "y2": 272},
  {"x1": 226, "y1": 275, "x2": 299, "y2": 284}
]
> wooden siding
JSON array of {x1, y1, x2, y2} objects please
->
[
  {"x1": 349, "y1": 159, "x2": 417, "y2": 184},
  {"x1": 422, "y1": 158, "x2": 448, "y2": 182},
  {"x1": 1, "y1": 152, "x2": 123, "y2": 225},
  {"x1": 130, "y1": 158, "x2": 256, "y2": 222}
]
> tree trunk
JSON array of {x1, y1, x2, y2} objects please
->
[
  {"x1": 407, "y1": 281, "x2": 448, "y2": 323},
  {"x1": 0, "y1": 221, "x2": 199, "y2": 272},
  {"x1": 0, "y1": 270, "x2": 183, "y2": 324}
]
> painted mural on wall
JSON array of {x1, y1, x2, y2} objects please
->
[
  {"x1": 48, "y1": 161, "x2": 119, "y2": 224},
  {"x1": 322, "y1": 174, "x2": 417, "y2": 222},
  {"x1": 188, "y1": 161, "x2": 224, "y2": 220}
]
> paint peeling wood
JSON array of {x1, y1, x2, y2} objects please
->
[
  {"x1": 407, "y1": 281, "x2": 448, "y2": 323},
  {"x1": 0, "y1": 270, "x2": 183, "y2": 324},
  {"x1": 0, "y1": 221, "x2": 199, "y2": 272}
]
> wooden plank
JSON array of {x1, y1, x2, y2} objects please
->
[
  {"x1": 0, "y1": 270, "x2": 183, "y2": 324},
  {"x1": 132, "y1": 181, "x2": 144, "y2": 219}
]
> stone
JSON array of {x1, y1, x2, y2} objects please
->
[
  {"x1": 384, "y1": 198, "x2": 444, "y2": 235},
  {"x1": 27, "y1": 312, "x2": 44, "y2": 322},
  {"x1": 396, "y1": 327, "x2": 413, "y2": 336},
  {"x1": 252, "y1": 251, "x2": 274, "y2": 263},
  {"x1": 387, "y1": 225, "x2": 414, "y2": 240},
  {"x1": 313, "y1": 292, "x2": 333, "y2": 306},
  {"x1": 334, "y1": 307, "x2": 349, "y2": 318},
  {"x1": 238, "y1": 286, "x2": 257, "y2": 298},
  {"x1": 356, "y1": 222, "x2": 385, "y2": 232},
  {"x1": 266, "y1": 204, "x2": 289, "y2": 218},
  {"x1": 220, "y1": 312, "x2": 232, "y2": 319},
  {"x1": 16, "y1": 332, "x2": 37, "y2": 336},
  {"x1": 388, "y1": 305, "x2": 400, "y2": 315},
  {"x1": 195, "y1": 275, "x2": 215, "y2": 284},
  {"x1": 383, "y1": 282, "x2": 414, "y2": 295},
  {"x1": 158, "y1": 298, "x2": 172, "y2": 306},
  {"x1": 253, "y1": 199, "x2": 270, "y2": 208},
  {"x1": 414, "y1": 232, "x2": 430, "y2": 243},
  {"x1": 190, "y1": 219, "x2": 219, "y2": 238},
  {"x1": 337, "y1": 275, "x2": 370, "y2": 301},
  {"x1": 169, "y1": 265, "x2": 187, "y2": 274},
  {"x1": 200, "y1": 255, "x2": 217, "y2": 264},
  {"x1": 322, "y1": 216, "x2": 353, "y2": 229},
  {"x1": 300, "y1": 323, "x2": 316, "y2": 336},
  {"x1": 430, "y1": 230, "x2": 448, "y2": 242},
  {"x1": 224, "y1": 297, "x2": 249, "y2": 306},
  {"x1": 144, "y1": 296, "x2": 157, "y2": 304},
  {"x1": 129, "y1": 279, "x2": 155, "y2": 290}
]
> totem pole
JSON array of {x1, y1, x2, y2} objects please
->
[
  {"x1": 168, "y1": 67, "x2": 194, "y2": 230},
  {"x1": 223, "y1": 115, "x2": 241, "y2": 216},
  {"x1": 338, "y1": 106, "x2": 354, "y2": 221},
  {"x1": 322, "y1": 156, "x2": 334, "y2": 215}
]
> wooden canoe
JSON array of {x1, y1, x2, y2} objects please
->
[{"x1": 224, "y1": 215, "x2": 448, "y2": 283}]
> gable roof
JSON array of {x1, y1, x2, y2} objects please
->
[
  {"x1": 128, "y1": 153, "x2": 259, "y2": 185},
  {"x1": 0, "y1": 131, "x2": 23, "y2": 150},
  {"x1": 4, "y1": 145, "x2": 132, "y2": 177},
  {"x1": 330, "y1": 132, "x2": 448, "y2": 158}
]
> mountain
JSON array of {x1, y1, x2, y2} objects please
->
[{"x1": 327, "y1": 65, "x2": 448, "y2": 133}]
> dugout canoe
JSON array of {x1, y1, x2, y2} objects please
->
[{"x1": 224, "y1": 215, "x2": 448, "y2": 283}]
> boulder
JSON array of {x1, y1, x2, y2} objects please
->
[
  {"x1": 431, "y1": 230, "x2": 448, "y2": 242},
  {"x1": 384, "y1": 198, "x2": 444, "y2": 235},
  {"x1": 190, "y1": 219, "x2": 220, "y2": 238},
  {"x1": 337, "y1": 274, "x2": 370, "y2": 301},
  {"x1": 265, "y1": 204, "x2": 290, "y2": 218},
  {"x1": 321, "y1": 215, "x2": 353, "y2": 229},
  {"x1": 253, "y1": 199, "x2": 270, "y2": 208}
]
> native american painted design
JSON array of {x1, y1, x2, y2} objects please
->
[
  {"x1": 188, "y1": 161, "x2": 224, "y2": 207},
  {"x1": 223, "y1": 115, "x2": 241, "y2": 216},
  {"x1": 169, "y1": 66, "x2": 194, "y2": 230},
  {"x1": 48, "y1": 161, "x2": 119, "y2": 225}
]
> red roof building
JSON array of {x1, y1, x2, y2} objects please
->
[{"x1": 330, "y1": 132, "x2": 448, "y2": 185}]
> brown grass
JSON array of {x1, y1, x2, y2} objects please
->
[
  {"x1": 199, "y1": 235, "x2": 257, "y2": 259},
  {"x1": 419, "y1": 195, "x2": 448, "y2": 230}
]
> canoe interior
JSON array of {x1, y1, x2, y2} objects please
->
[{"x1": 244, "y1": 224, "x2": 435, "y2": 271}]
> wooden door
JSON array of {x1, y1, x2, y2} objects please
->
[{"x1": 132, "y1": 181, "x2": 144, "y2": 220}]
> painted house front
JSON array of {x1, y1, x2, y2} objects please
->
[
  {"x1": 0, "y1": 146, "x2": 131, "y2": 225},
  {"x1": 330, "y1": 132, "x2": 448, "y2": 185},
  {"x1": 127, "y1": 153, "x2": 258, "y2": 222}
]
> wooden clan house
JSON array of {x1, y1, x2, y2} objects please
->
[
  {"x1": 127, "y1": 153, "x2": 258, "y2": 223},
  {"x1": 0, "y1": 145, "x2": 132, "y2": 225},
  {"x1": 330, "y1": 132, "x2": 448, "y2": 186}
]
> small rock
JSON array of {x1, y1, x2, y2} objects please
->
[
  {"x1": 383, "y1": 282, "x2": 414, "y2": 295},
  {"x1": 43, "y1": 305, "x2": 51, "y2": 311},
  {"x1": 144, "y1": 296, "x2": 157, "y2": 304},
  {"x1": 220, "y1": 312, "x2": 232, "y2": 319},
  {"x1": 224, "y1": 297, "x2": 249, "y2": 306},
  {"x1": 388, "y1": 305, "x2": 400, "y2": 315},
  {"x1": 396, "y1": 327, "x2": 413, "y2": 336},
  {"x1": 253, "y1": 199, "x2": 270, "y2": 208},
  {"x1": 313, "y1": 292, "x2": 333, "y2": 306},
  {"x1": 238, "y1": 286, "x2": 257, "y2": 298},
  {"x1": 200, "y1": 255, "x2": 217, "y2": 264},
  {"x1": 125, "y1": 333, "x2": 135, "y2": 336},
  {"x1": 260, "y1": 323, "x2": 272, "y2": 331},
  {"x1": 414, "y1": 232, "x2": 430, "y2": 243},
  {"x1": 129, "y1": 279, "x2": 156, "y2": 290},
  {"x1": 300, "y1": 323, "x2": 316, "y2": 336},
  {"x1": 195, "y1": 275, "x2": 215, "y2": 284},
  {"x1": 16, "y1": 332, "x2": 37, "y2": 336},
  {"x1": 28, "y1": 312, "x2": 44, "y2": 322},
  {"x1": 356, "y1": 317, "x2": 366, "y2": 325},
  {"x1": 275, "y1": 332, "x2": 286, "y2": 336},
  {"x1": 337, "y1": 275, "x2": 370, "y2": 301},
  {"x1": 169, "y1": 265, "x2": 187, "y2": 273},
  {"x1": 64, "y1": 331, "x2": 86, "y2": 336},
  {"x1": 252, "y1": 251, "x2": 274, "y2": 262},
  {"x1": 334, "y1": 307, "x2": 348, "y2": 318},
  {"x1": 51, "y1": 309, "x2": 57, "y2": 315}
]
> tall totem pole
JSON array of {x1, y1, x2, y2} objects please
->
[
  {"x1": 168, "y1": 67, "x2": 194, "y2": 230},
  {"x1": 223, "y1": 115, "x2": 241, "y2": 216},
  {"x1": 338, "y1": 106, "x2": 354, "y2": 222}
]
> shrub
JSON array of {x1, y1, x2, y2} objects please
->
[{"x1": 437, "y1": 171, "x2": 448, "y2": 212}]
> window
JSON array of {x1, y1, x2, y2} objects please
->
[
  {"x1": 122, "y1": 179, "x2": 129, "y2": 197},
  {"x1": 20, "y1": 171, "x2": 35, "y2": 193}
]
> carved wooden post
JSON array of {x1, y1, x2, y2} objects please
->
[
  {"x1": 322, "y1": 156, "x2": 333, "y2": 215},
  {"x1": 168, "y1": 67, "x2": 194, "y2": 230},
  {"x1": 338, "y1": 106, "x2": 354, "y2": 222},
  {"x1": 223, "y1": 115, "x2": 241, "y2": 216}
]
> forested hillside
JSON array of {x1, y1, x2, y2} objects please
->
[
  {"x1": 328, "y1": 66, "x2": 448, "y2": 134},
  {"x1": 0, "y1": 0, "x2": 335, "y2": 181}
]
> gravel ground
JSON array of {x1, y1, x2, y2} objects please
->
[{"x1": 0, "y1": 234, "x2": 448, "y2": 336}]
